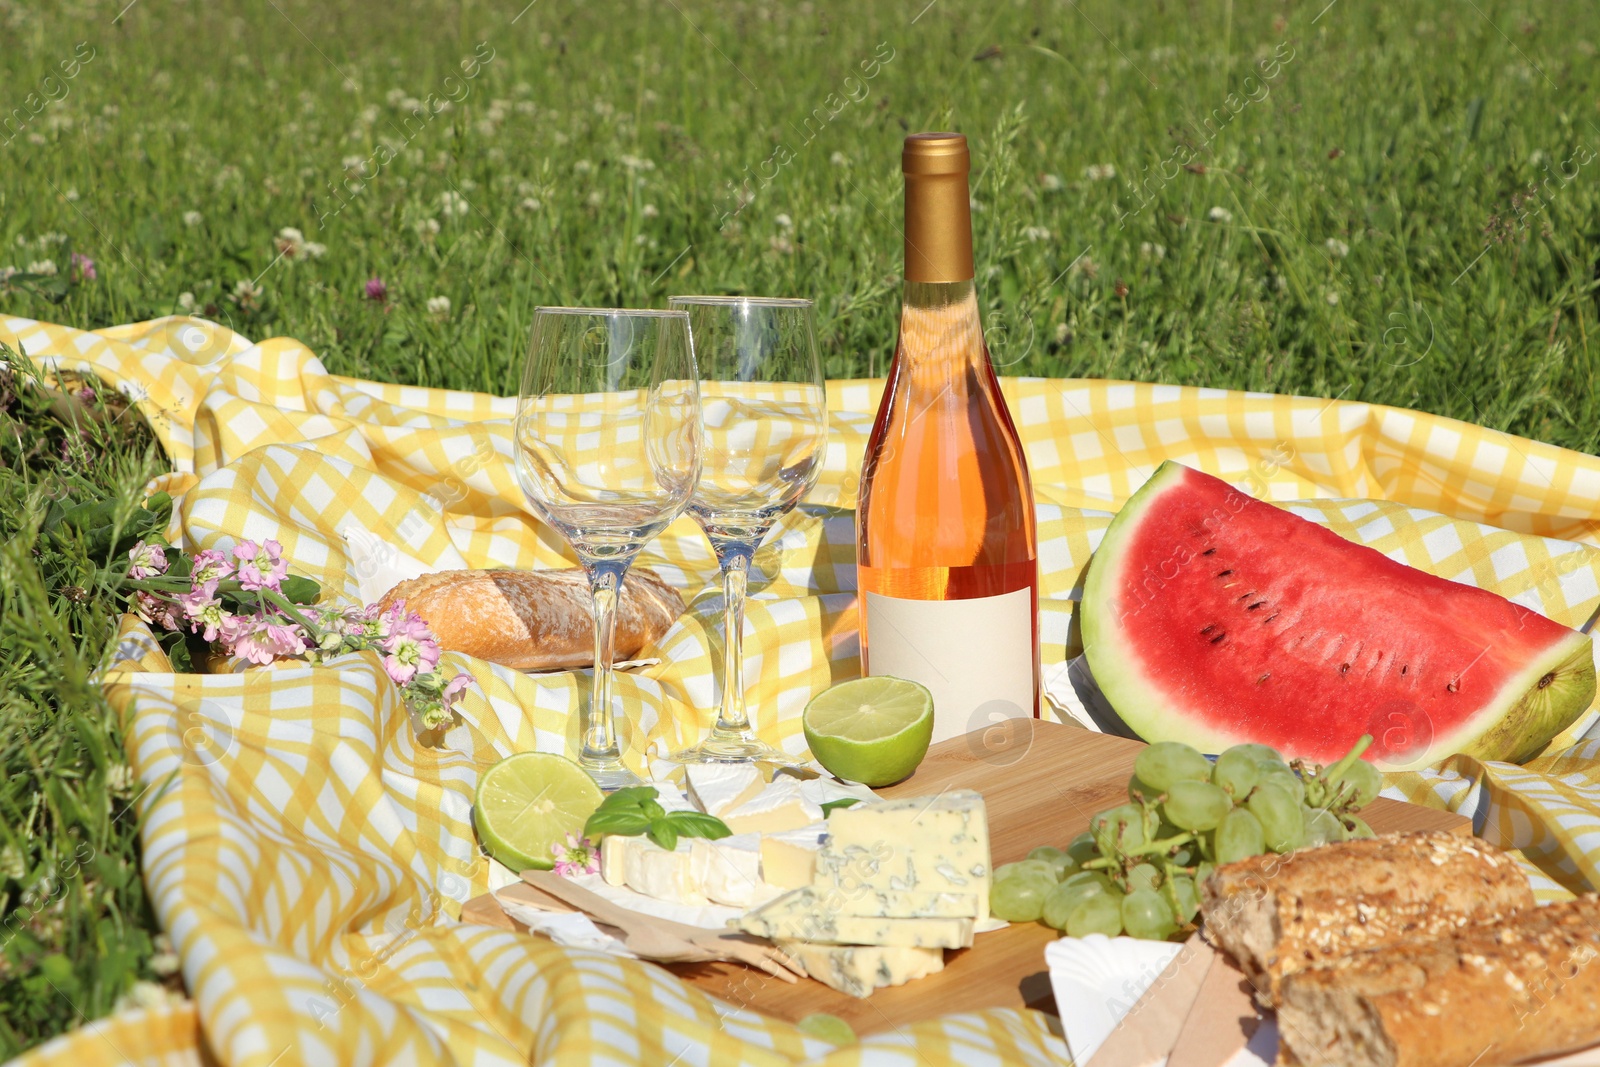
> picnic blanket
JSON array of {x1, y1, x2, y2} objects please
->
[{"x1": 7, "y1": 311, "x2": 1600, "y2": 1067}]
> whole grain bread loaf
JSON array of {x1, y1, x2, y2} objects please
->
[
  {"x1": 377, "y1": 567, "x2": 683, "y2": 670},
  {"x1": 1276, "y1": 894, "x2": 1600, "y2": 1067},
  {"x1": 1200, "y1": 831, "x2": 1532, "y2": 1004}
]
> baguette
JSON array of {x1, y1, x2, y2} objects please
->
[
  {"x1": 1200, "y1": 831, "x2": 1532, "y2": 1004},
  {"x1": 377, "y1": 568, "x2": 683, "y2": 670},
  {"x1": 1277, "y1": 894, "x2": 1600, "y2": 1067}
]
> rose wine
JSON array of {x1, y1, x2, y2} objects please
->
[{"x1": 856, "y1": 132, "x2": 1040, "y2": 744}]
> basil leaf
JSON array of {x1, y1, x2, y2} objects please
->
[
  {"x1": 598, "y1": 786, "x2": 658, "y2": 811},
  {"x1": 583, "y1": 809, "x2": 651, "y2": 839},
  {"x1": 664, "y1": 810, "x2": 732, "y2": 840},
  {"x1": 647, "y1": 819, "x2": 679, "y2": 852},
  {"x1": 821, "y1": 798, "x2": 861, "y2": 816},
  {"x1": 640, "y1": 799, "x2": 665, "y2": 821},
  {"x1": 279, "y1": 575, "x2": 322, "y2": 605}
]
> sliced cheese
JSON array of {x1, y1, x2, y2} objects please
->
[
  {"x1": 724, "y1": 775, "x2": 821, "y2": 835},
  {"x1": 760, "y1": 822, "x2": 827, "y2": 889},
  {"x1": 798, "y1": 777, "x2": 878, "y2": 809},
  {"x1": 599, "y1": 835, "x2": 707, "y2": 906},
  {"x1": 775, "y1": 940, "x2": 944, "y2": 998},
  {"x1": 689, "y1": 832, "x2": 767, "y2": 908},
  {"x1": 813, "y1": 789, "x2": 991, "y2": 922},
  {"x1": 738, "y1": 887, "x2": 974, "y2": 949},
  {"x1": 684, "y1": 763, "x2": 765, "y2": 818}
]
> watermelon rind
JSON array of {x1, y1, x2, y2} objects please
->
[{"x1": 1081, "y1": 462, "x2": 1596, "y2": 771}]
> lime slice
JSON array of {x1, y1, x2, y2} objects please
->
[
  {"x1": 473, "y1": 752, "x2": 604, "y2": 872},
  {"x1": 802, "y1": 676, "x2": 935, "y2": 787},
  {"x1": 796, "y1": 1013, "x2": 857, "y2": 1045}
]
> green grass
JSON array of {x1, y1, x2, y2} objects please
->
[{"x1": 3, "y1": 0, "x2": 1600, "y2": 1052}]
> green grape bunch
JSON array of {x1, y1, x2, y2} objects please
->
[{"x1": 992, "y1": 734, "x2": 1384, "y2": 941}]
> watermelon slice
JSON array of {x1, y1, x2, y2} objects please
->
[{"x1": 1080, "y1": 462, "x2": 1595, "y2": 770}]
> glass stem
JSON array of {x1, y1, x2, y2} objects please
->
[
  {"x1": 583, "y1": 563, "x2": 625, "y2": 766},
  {"x1": 712, "y1": 551, "x2": 752, "y2": 737}
]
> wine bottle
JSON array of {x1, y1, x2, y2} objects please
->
[{"x1": 856, "y1": 132, "x2": 1040, "y2": 745}]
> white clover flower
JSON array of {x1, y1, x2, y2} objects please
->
[
  {"x1": 177, "y1": 292, "x2": 196, "y2": 311},
  {"x1": 1040, "y1": 173, "x2": 1064, "y2": 191},
  {"x1": 573, "y1": 159, "x2": 594, "y2": 175},
  {"x1": 475, "y1": 119, "x2": 498, "y2": 137},
  {"x1": 1325, "y1": 238, "x2": 1349, "y2": 258},
  {"x1": 27, "y1": 259, "x2": 57, "y2": 275},
  {"x1": 1325, "y1": 290, "x2": 1340, "y2": 305},
  {"x1": 587, "y1": 190, "x2": 604, "y2": 207},
  {"x1": 1139, "y1": 242, "x2": 1167, "y2": 261},
  {"x1": 1082, "y1": 163, "x2": 1116, "y2": 181},
  {"x1": 1207, "y1": 206, "x2": 1233, "y2": 223},
  {"x1": 769, "y1": 235, "x2": 795, "y2": 255},
  {"x1": 386, "y1": 87, "x2": 407, "y2": 105},
  {"x1": 642, "y1": 203, "x2": 659, "y2": 219},
  {"x1": 182, "y1": 210, "x2": 203, "y2": 227},
  {"x1": 39, "y1": 232, "x2": 66, "y2": 246},
  {"x1": 232, "y1": 278, "x2": 264, "y2": 310},
  {"x1": 619, "y1": 154, "x2": 655, "y2": 171},
  {"x1": 1023, "y1": 226, "x2": 1052, "y2": 243},
  {"x1": 416, "y1": 218, "x2": 441, "y2": 238},
  {"x1": 107, "y1": 762, "x2": 135, "y2": 795},
  {"x1": 400, "y1": 96, "x2": 422, "y2": 112},
  {"x1": 342, "y1": 154, "x2": 365, "y2": 171},
  {"x1": 304, "y1": 242, "x2": 326, "y2": 258},
  {"x1": 359, "y1": 104, "x2": 379, "y2": 124},
  {"x1": 439, "y1": 191, "x2": 470, "y2": 218},
  {"x1": 426, "y1": 295, "x2": 451, "y2": 319},
  {"x1": 515, "y1": 100, "x2": 537, "y2": 115},
  {"x1": 64, "y1": 188, "x2": 79, "y2": 202},
  {"x1": 519, "y1": 197, "x2": 543, "y2": 212},
  {"x1": 830, "y1": 151, "x2": 849, "y2": 167},
  {"x1": 775, "y1": 213, "x2": 793, "y2": 230},
  {"x1": 275, "y1": 227, "x2": 308, "y2": 259}
]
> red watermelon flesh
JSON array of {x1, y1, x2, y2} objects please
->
[{"x1": 1080, "y1": 462, "x2": 1596, "y2": 769}]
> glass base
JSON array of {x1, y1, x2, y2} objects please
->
[
  {"x1": 581, "y1": 758, "x2": 645, "y2": 792},
  {"x1": 669, "y1": 730, "x2": 803, "y2": 766}
]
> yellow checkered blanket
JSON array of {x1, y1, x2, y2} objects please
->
[{"x1": 8, "y1": 313, "x2": 1600, "y2": 1066}]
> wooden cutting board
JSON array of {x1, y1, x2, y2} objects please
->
[{"x1": 669, "y1": 718, "x2": 1468, "y2": 1035}]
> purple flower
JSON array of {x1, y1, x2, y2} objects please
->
[
  {"x1": 190, "y1": 548, "x2": 235, "y2": 585},
  {"x1": 378, "y1": 607, "x2": 440, "y2": 685},
  {"x1": 364, "y1": 277, "x2": 387, "y2": 301},
  {"x1": 178, "y1": 581, "x2": 229, "y2": 642},
  {"x1": 128, "y1": 540, "x2": 169, "y2": 580},
  {"x1": 233, "y1": 539, "x2": 288, "y2": 592},
  {"x1": 551, "y1": 833, "x2": 599, "y2": 877},
  {"x1": 133, "y1": 590, "x2": 181, "y2": 631},
  {"x1": 70, "y1": 253, "x2": 96, "y2": 282}
]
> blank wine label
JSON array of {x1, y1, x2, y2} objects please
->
[{"x1": 863, "y1": 587, "x2": 1035, "y2": 744}]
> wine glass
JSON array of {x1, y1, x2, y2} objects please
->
[
  {"x1": 667, "y1": 296, "x2": 827, "y2": 764},
  {"x1": 514, "y1": 308, "x2": 701, "y2": 790}
]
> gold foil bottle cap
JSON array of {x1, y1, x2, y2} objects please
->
[{"x1": 902, "y1": 132, "x2": 974, "y2": 283}]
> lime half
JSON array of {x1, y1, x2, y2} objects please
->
[
  {"x1": 473, "y1": 752, "x2": 604, "y2": 872},
  {"x1": 802, "y1": 676, "x2": 935, "y2": 787}
]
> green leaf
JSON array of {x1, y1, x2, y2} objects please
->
[
  {"x1": 278, "y1": 575, "x2": 322, "y2": 605},
  {"x1": 596, "y1": 785, "x2": 658, "y2": 811},
  {"x1": 663, "y1": 810, "x2": 732, "y2": 840},
  {"x1": 820, "y1": 798, "x2": 861, "y2": 817},
  {"x1": 646, "y1": 819, "x2": 679, "y2": 851},
  {"x1": 582, "y1": 809, "x2": 651, "y2": 839},
  {"x1": 640, "y1": 799, "x2": 665, "y2": 821}
]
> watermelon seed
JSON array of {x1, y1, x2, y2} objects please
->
[
  {"x1": 1400, "y1": 665, "x2": 1408, "y2": 675},
  {"x1": 1339, "y1": 663, "x2": 1351, "y2": 675},
  {"x1": 1264, "y1": 613, "x2": 1279, "y2": 624},
  {"x1": 1248, "y1": 601, "x2": 1267, "y2": 611},
  {"x1": 1209, "y1": 633, "x2": 1227, "y2": 645},
  {"x1": 1447, "y1": 680, "x2": 1459, "y2": 693},
  {"x1": 1539, "y1": 673, "x2": 1555, "y2": 689},
  {"x1": 1200, "y1": 624, "x2": 1215, "y2": 635},
  {"x1": 1203, "y1": 548, "x2": 1217, "y2": 556},
  {"x1": 1257, "y1": 673, "x2": 1270, "y2": 684}
]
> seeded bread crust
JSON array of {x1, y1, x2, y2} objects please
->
[
  {"x1": 1199, "y1": 831, "x2": 1533, "y2": 1005},
  {"x1": 1277, "y1": 894, "x2": 1600, "y2": 1067},
  {"x1": 377, "y1": 568, "x2": 683, "y2": 670}
]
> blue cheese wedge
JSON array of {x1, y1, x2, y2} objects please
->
[
  {"x1": 812, "y1": 789, "x2": 991, "y2": 922},
  {"x1": 775, "y1": 940, "x2": 944, "y2": 998},
  {"x1": 738, "y1": 887, "x2": 974, "y2": 949}
]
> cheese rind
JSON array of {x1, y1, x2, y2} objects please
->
[
  {"x1": 601, "y1": 835, "x2": 707, "y2": 905},
  {"x1": 814, "y1": 789, "x2": 991, "y2": 921},
  {"x1": 738, "y1": 887, "x2": 974, "y2": 948},
  {"x1": 684, "y1": 763, "x2": 765, "y2": 818},
  {"x1": 775, "y1": 940, "x2": 944, "y2": 998},
  {"x1": 723, "y1": 775, "x2": 822, "y2": 835},
  {"x1": 689, "y1": 833, "x2": 767, "y2": 908}
]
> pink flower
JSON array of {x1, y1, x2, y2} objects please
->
[
  {"x1": 190, "y1": 548, "x2": 235, "y2": 585},
  {"x1": 178, "y1": 582, "x2": 229, "y2": 642},
  {"x1": 441, "y1": 671, "x2": 472, "y2": 710},
  {"x1": 263, "y1": 621, "x2": 308, "y2": 658},
  {"x1": 233, "y1": 539, "x2": 288, "y2": 592},
  {"x1": 378, "y1": 608, "x2": 440, "y2": 685},
  {"x1": 70, "y1": 252, "x2": 96, "y2": 282},
  {"x1": 128, "y1": 540, "x2": 168, "y2": 580},
  {"x1": 223, "y1": 616, "x2": 308, "y2": 665},
  {"x1": 133, "y1": 590, "x2": 180, "y2": 630},
  {"x1": 551, "y1": 833, "x2": 599, "y2": 877},
  {"x1": 364, "y1": 277, "x2": 387, "y2": 301}
]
